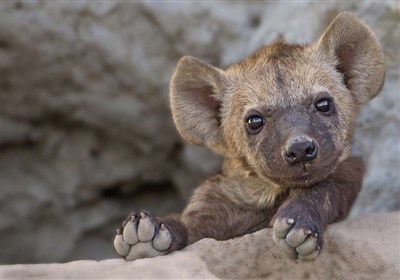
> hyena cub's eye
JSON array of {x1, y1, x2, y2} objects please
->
[
  {"x1": 246, "y1": 115, "x2": 265, "y2": 134},
  {"x1": 315, "y1": 98, "x2": 334, "y2": 115}
]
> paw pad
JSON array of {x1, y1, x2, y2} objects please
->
[
  {"x1": 114, "y1": 211, "x2": 172, "y2": 261},
  {"x1": 273, "y1": 217, "x2": 321, "y2": 261}
]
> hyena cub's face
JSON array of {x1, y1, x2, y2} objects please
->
[
  {"x1": 221, "y1": 43, "x2": 358, "y2": 187},
  {"x1": 170, "y1": 12, "x2": 384, "y2": 188}
]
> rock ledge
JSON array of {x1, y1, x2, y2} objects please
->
[{"x1": 2, "y1": 212, "x2": 399, "y2": 280}]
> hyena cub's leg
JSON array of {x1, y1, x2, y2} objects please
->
[
  {"x1": 114, "y1": 175, "x2": 272, "y2": 261},
  {"x1": 114, "y1": 211, "x2": 187, "y2": 261},
  {"x1": 272, "y1": 156, "x2": 364, "y2": 261}
]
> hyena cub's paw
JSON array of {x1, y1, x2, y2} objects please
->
[
  {"x1": 273, "y1": 217, "x2": 322, "y2": 261},
  {"x1": 114, "y1": 211, "x2": 172, "y2": 261}
]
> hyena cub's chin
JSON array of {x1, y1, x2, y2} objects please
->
[{"x1": 115, "y1": 12, "x2": 384, "y2": 262}]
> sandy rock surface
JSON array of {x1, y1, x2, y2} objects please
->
[
  {"x1": 2, "y1": 212, "x2": 399, "y2": 280},
  {"x1": 0, "y1": 1, "x2": 399, "y2": 263}
]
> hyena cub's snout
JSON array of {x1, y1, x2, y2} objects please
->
[{"x1": 282, "y1": 134, "x2": 318, "y2": 165}]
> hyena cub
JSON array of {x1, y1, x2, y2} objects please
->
[{"x1": 114, "y1": 12, "x2": 384, "y2": 261}]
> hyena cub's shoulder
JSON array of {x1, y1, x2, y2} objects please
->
[{"x1": 115, "y1": 12, "x2": 384, "y2": 263}]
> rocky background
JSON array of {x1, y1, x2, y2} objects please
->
[{"x1": 0, "y1": 1, "x2": 398, "y2": 264}]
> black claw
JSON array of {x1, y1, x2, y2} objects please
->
[
  {"x1": 128, "y1": 212, "x2": 139, "y2": 223},
  {"x1": 122, "y1": 211, "x2": 138, "y2": 227},
  {"x1": 116, "y1": 227, "x2": 123, "y2": 235},
  {"x1": 130, "y1": 214, "x2": 138, "y2": 223},
  {"x1": 140, "y1": 210, "x2": 152, "y2": 217},
  {"x1": 139, "y1": 210, "x2": 160, "y2": 232},
  {"x1": 129, "y1": 211, "x2": 138, "y2": 218}
]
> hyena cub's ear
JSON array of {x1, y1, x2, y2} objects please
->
[
  {"x1": 170, "y1": 56, "x2": 228, "y2": 154},
  {"x1": 316, "y1": 12, "x2": 385, "y2": 104}
]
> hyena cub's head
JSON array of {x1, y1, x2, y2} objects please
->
[{"x1": 170, "y1": 12, "x2": 385, "y2": 187}]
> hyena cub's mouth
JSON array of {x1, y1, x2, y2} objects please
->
[
  {"x1": 289, "y1": 164, "x2": 335, "y2": 187},
  {"x1": 267, "y1": 162, "x2": 335, "y2": 187}
]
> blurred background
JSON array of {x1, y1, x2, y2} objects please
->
[{"x1": 0, "y1": 1, "x2": 398, "y2": 264}]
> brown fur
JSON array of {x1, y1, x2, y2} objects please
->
[{"x1": 127, "y1": 12, "x2": 385, "y2": 259}]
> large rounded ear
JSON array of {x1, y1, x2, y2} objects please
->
[
  {"x1": 315, "y1": 12, "x2": 385, "y2": 104},
  {"x1": 170, "y1": 56, "x2": 228, "y2": 154}
]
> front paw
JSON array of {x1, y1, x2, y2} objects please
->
[
  {"x1": 114, "y1": 211, "x2": 172, "y2": 261},
  {"x1": 272, "y1": 215, "x2": 323, "y2": 261}
]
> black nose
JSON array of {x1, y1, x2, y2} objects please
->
[{"x1": 283, "y1": 137, "x2": 318, "y2": 165}]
